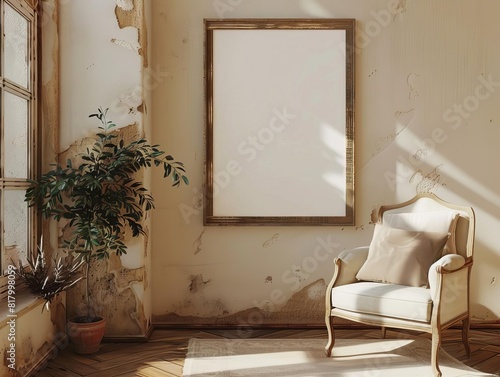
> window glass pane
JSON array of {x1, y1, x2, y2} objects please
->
[
  {"x1": 4, "y1": 3, "x2": 29, "y2": 88},
  {"x1": 3, "y1": 189, "x2": 29, "y2": 268},
  {"x1": 4, "y1": 92, "x2": 28, "y2": 178}
]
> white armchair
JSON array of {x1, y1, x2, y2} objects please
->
[{"x1": 324, "y1": 193, "x2": 475, "y2": 377}]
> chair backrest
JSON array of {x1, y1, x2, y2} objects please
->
[{"x1": 377, "y1": 193, "x2": 475, "y2": 260}]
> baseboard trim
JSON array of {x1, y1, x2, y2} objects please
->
[
  {"x1": 102, "y1": 322, "x2": 155, "y2": 343},
  {"x1": 151, "y1": 320, "x2": 500, "y2": 331},
  {"x1": 152, "y1": 323, "x2": 373, "y2": 330}
]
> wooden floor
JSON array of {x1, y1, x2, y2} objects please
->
[{"x1": 37, "y1": 327, "x2": 500, "y2": 377}]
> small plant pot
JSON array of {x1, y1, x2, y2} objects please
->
[{"x1": 67, "y1": 316, "x2": 106, "y2": 354}]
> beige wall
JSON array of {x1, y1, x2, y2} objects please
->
[
  {"x1": 150, "y1": 0, "x2": 500, "y2": 325},
  {"x1": 51, "y1": 0, "x2": 500, "y2": 334}
]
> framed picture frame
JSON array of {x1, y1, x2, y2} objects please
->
[{"x1": 204, "y1": 18, "x2": 355, "y2": 226}]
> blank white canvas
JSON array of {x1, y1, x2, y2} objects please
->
[{"x1": 212, "y1": 29, "x2": 347, "y2": 217}]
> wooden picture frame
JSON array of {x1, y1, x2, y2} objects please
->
[{"x1": 204, "y1": 19, "x2": 355, "y2": 226}]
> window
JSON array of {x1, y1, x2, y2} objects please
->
[{"x1": 1, "y1": 0, "x2": 38, "y2": 276}]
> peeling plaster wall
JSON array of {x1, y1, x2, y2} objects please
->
[
  {"x1": 59, "y1": 0, "x2": 143, "y2": 150},
  {"x1": 60, "y1": 125, "x2": 150, "y2": 336},
  {"x1": 0, "y1": 296, "x2": 66, "y2": 377},
  {"x1": 58, "y1": 0, "x2": 151, "y2": 337},
  {"x1": 150, "y1": 0, "x2": 500, "y2": 326}
]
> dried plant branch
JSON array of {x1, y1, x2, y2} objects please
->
[{"x1": 13, "y1": 242, "x2": 84, "y2": 311}]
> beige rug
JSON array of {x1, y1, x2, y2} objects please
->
[{"x1": 183, "y1": 338, "x2": 496, "y2": 377}]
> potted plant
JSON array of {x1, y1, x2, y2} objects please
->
[
  {"x1": 13, "y1": 240, "x2": 84, "y2": 312},
  {"x1": 25, "y1": 108, "x2": 188, "y2": 354}
]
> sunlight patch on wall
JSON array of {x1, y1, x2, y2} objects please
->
[
  {"x1": 299, "y1": 0, "x2": 333, "y2": 17},
  {"x1": 397, "y1": 128, "x2": 500, "y2": 206}
]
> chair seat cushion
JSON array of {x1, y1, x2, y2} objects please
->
[{"x1": 331, "y1": 282, "x2": 432, "y2": 322}]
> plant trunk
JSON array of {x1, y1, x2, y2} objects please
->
[{"x1": 85, "y1": 260, "x2": 91, "y2": 319}]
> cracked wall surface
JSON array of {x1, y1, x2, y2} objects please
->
[
  {"x1": 59, "y1": 0, "x2": 144, "y2": 150},
  {"x1": 150, "y1": 0, "x2": 500, "y2": 327},
  {"x1": 0, "y1": 296, "x2": 66, "y2": 377},
  {"x1": 31, "y1": 0, "x2": 500, "y2": 350},
  {"x1": 58, "y1": 0, "x2": 151, "y2": 337},
  {"x1": 115, "y1": 0, "x2": 148, "y2": 67},
  {"x1": 153, "y1": 280, "x2": 327, "y2": 326}
]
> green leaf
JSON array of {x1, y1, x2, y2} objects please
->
[{"x1": 25, "y1": 107, "x2": 189, "y2": 270}]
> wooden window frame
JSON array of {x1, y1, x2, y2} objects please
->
[{"x1": 0, "y1": 0, "x2": 39, "y2": 281}]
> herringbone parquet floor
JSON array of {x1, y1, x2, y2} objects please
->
[{"x1": 36, "y1": 327, "x2": 500, "y2": 376}]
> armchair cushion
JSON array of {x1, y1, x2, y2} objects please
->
[
  {"x1": 356, "y1": 224, "x2": 449, "y2": 287},
  {"x1": 331, "y1": 282, "x2": 432, "y2": 322}
]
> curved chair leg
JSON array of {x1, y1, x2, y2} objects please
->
[
  {"x1": 462, "y1": 317, "x2": 471, "y2": 358},
  {"x1": 431, "y1": 331, "x2": 442, "y2": 377},
  {"x1": 325, "y1": 315, "x2": 335, "y2": 357}
]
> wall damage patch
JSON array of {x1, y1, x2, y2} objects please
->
[
  {"x1": 67, "y1": 258, "x2": 144, "y2": 336},
  {"x1": 263, "y1": 233, "x2": 279, "y2": 248},
  {"x1": 115, "y1": 0, "x2": 148, "y2": 67},
  {"x1": 371, "y1": 109, "x2": 415, "y2": 157},
  {"x1": 153, "y1": 279, "x2": 326, "y2": 326},
  {"x1": 60, "y1": 124, "x2": 148, "y2": 337},
  {"x1": 189, "y1": 274, "x2": 211, "y2": 293},
  {"x1": 116, "y1": 0, "x2": 134, "y2": 11},
  {"x1": 410, "y1": 165, "x2": 444, "y2": 194},
  {"x1": 111, "y1": 38, "x2": 141, "y2": 53},
  {"x1": 393, "y1": 0, "x2": 409, "y2": 19},
  {"x1": 110, "y1": 87, "x2": 143, "y2": 117},
  {"x1": 193, "y1": 229, "x2": 206, "y2": 255},
  {"x1": 407, "y1": 73, "x2": 420, "y2": 100}
]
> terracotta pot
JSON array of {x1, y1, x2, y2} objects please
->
[{"x1": 67, "y1": 316, "x2": 106, "y2": 354}]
